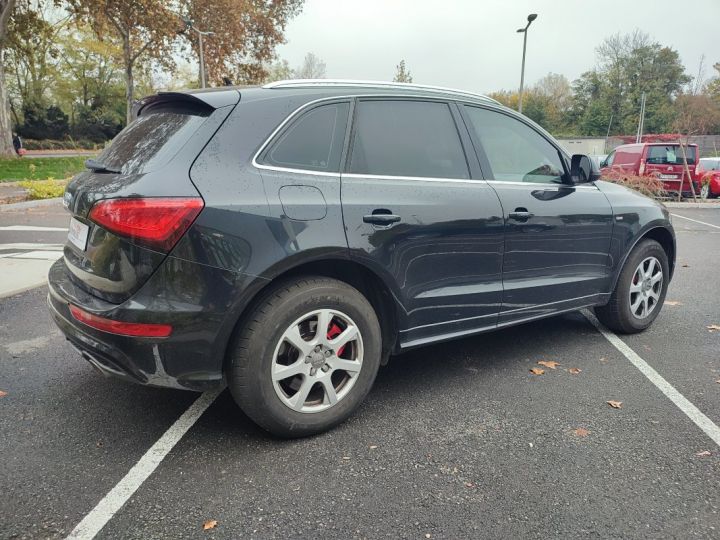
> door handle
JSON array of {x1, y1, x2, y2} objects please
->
[
  {"x1": 508, "y1": 208, "x2": 533, "y2": 221},
  {"x1": 363, "y1": 211, "x2": 401, "y2": 226}
]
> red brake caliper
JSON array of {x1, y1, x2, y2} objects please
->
[{"x1": 327, "y1": 322, "x2": 347, "y2": 357}]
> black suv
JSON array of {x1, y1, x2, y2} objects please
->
[{"x1": 49, "y1": 80, "x2": 675, "y2": 437}]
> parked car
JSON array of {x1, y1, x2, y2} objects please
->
[
  {"x1": 600, "y1": 142, "x2": 701, "y2": 196},
  {"x1": 48, "y1": 80, "x2": 675, "y2": 437},
  {"x1": 697, "y1": 157, "x2": 720, "y2": 199}
]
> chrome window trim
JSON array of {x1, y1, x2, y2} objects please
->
[
  {"x1": 343, "y1": 173, "x2": 486, "y2": 185},
  {"x1": 485, "y1": 180, "x2": 599, "y2": 190}
]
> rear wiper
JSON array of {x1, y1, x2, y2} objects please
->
[{"x1": 85, "y1": 158, "x2": 122, "y2": 173}]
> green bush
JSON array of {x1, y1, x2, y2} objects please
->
[
  {"x1": 18, "y1": 179, "x2": 69, "y2": 200},
  {"x1": 22, "y1": 138, "x2": 102, "y2": 150}
]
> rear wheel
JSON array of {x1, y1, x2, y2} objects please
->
[
  {"x1": 228, "y1": 276, "x2": 381, "y2": 437},
  {"x1": 595, "y1": 239, "x2": 669, "y2": 334}
]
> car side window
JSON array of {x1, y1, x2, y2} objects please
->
[
  {"x1": 604, "y1": 151, "x2": 615, "y2": 167},
  {"x1": 260, "y1": 101, "x2": 350, "y2": 173},
  {"x1": 463, "y1": 106, "x2": 565, "y2": 184},
  {"x1": 348, "y1": 100, "x2": 469, "y2": 179}
]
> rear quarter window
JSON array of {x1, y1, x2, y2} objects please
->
[{"x1": 259, "y1": 102, "x2": 350, "y2": 173}]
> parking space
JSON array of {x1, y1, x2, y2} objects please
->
[{"x1": 1, "y1": 207, "x2": 719, "y2": 539}]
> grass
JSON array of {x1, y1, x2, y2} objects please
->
[{"x1": 0, "y1": 156, "x2": 88, "y2": 182}]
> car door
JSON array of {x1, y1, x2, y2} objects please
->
[
  {"x1": 341, "y1": 98, "x2": 505, "y2": 348},
  {"x1": 460, "y1": 104, "x2": 614, "y2": 326}
]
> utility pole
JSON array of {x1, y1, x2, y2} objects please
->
[
  {"x1": 182, "y1": 17, "x2": 215, "y2": 89},
  {"x1": 517, "y1": 13, "x2": 537, "y2": 114}
]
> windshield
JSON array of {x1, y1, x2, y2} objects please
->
[
  {"x1": 95, "y1": 106, "x2": 209, "y2": 175},
  {"x1": 645, "y1": 145, "x2": 696, "y2": 165},
  {"x1": 700, "y1": 158, "x2": 720, "y2": 171}
]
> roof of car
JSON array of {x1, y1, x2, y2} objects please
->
[{"x1": 179, "y1": 79, "x2": 503, "y2": 108}]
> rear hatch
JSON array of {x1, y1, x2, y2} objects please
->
[
  {"x1": 643, "y1": 144, "x2": 698, "y2": 192},
  {"x1": 62, "y1": 91, "x2": 239, "y2": 303}
]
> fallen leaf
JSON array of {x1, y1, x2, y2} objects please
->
[
  {"x1": 573, "y1": 427, "x2": 590, "y2": 437},
  {"x1": 369, "y1": 445, "x2": 378, "y2": 450},
  {"x1": 203, "y1": 520, "x2": 218, "y2": 530},
  {"x1": 425, "y1": 535, "x2": 432, "y2": 539},
  {"x1": 529, "y1": 368, "x2": 545, "y2": 375},
  {"x1": 707, "y1": 324, "x2": 720, "y2": 332},
  {"x1": 464, "y1": 481, "x2": 474, "y2": 487},
  {"x1": 696, "y1": 450, "x2": 712, "y2": 457},
  {"x1": 0, "y1": 390, "x2": 6, "y2": 398},
  {"x1": 681, "y1": 263, "x2": 689, "y2": 268},
  {"x1": 538, "y1": 360, "x2": 560, "y2": 369},
  {"x1": 342, "y1": 456, "x2": 351, "y2": 460},
  {"x1": 665, "y1": 301, "x2": 682, "y2": 306},
  {"x1": 568, "y1": 368, "x2": 582, "y2": 375},
  {"x1": 607, "y1": 400, "x2": 623, "y2": 409}
]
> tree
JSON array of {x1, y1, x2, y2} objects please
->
[
  {"x1": 183, "y1": 0, "x2": 303, "y2": 85},
  {"x1": 571, "y1": 31, "x2": 691, "y2": 136},
  {"x1": 0, "y1": 0, "x2": 17, "y2": 157},
  {"x1": 69, "y1": 0, "x2": 181, "y2": 125},
  {"x1": 293, "y1": 52, "x2": 325, "y2": 79},
  {"x1": 264, "y1": 58, "x2": 292, "y2": 83},
  {"x1": 393, "y1": 59, "x2": 412, "y2": 83}
]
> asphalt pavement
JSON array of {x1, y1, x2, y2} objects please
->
[{"x1": 1, "y1": 203, "x2": 719, "y2": 539}]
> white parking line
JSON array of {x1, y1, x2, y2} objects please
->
[
  {"x1": 671, "y1": 213, "x2": 720, "y2": 230},
  {"x1": 66, "y1": 389, "x2": 222, "y2": 540},
  {"x1": 583, "y1": 310, "x2": 720, "y2": 448},
  {"x1": 0, "y1": 225, "x2": 68, "y2": 232}
]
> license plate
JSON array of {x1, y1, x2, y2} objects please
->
[
  {"x1": 658, "y1": 174, "x2": 679, "y2": 179},
  {"x1": 68, "y1": 217, "x2": 89, "y2": 251}
]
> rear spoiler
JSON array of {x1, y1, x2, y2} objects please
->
[{"x1": 131, "y1": 89, "x2": 241, "y2": 120}]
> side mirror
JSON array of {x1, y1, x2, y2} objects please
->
[{"x1": 570, "y1": 154, "x2": 601, "y2": 184}]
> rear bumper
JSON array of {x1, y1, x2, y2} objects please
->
[{"x1": 47, "y1": 256, "x2": 258, "y2": 391}]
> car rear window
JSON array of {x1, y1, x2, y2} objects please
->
[
  {"x1": 646, "y1": 145, "x2": 696, "y2": 165},
  {"x1": 95, "y1": 103, "x2": 210, "y2": 175}
]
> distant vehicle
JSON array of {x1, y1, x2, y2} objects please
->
[
  {"x1": 697, "y1": 157, "x2": 720, "y2": 199},
  {"x1": 600, "y1": 143, "x2": 701, "y2": 196},
  {"x1": 591, "y1": 154, "x2": 608, "y2": 169},
  {"x1": 48, "y1": 80, "x2": 675, "y2": 437}
]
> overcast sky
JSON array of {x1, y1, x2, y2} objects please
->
[{"x1": 275, "y1": 0, "x2": 719, "y2": 94}]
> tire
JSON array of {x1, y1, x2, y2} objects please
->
[
  {"x1": 594, "y1": 239, "x2": 669, "y2": 334},
  {"x1": 228, "y1": 276, "x2": 382, "y2": 438}
]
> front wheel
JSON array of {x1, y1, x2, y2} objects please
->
[
  {"x1": 594, "y1": 239, "x2": 669, "y2": 334},
  {"x1": 228, "y1": 276, "x2": 382, "y2": 438}
]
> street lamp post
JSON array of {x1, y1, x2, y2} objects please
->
[
  {"x1": 517, "y1": 13, "x2": 537, "y2": 114},
  {"x1": 183, "y1": 17, "x2": 215, "y2": 89}
]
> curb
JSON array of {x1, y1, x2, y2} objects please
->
[
  {"x1": 663, "y1": 202, "x2": 720, "y2": 209},
  {"x1": 0, "y1": 198, "x2": 63, "y2": 212}
]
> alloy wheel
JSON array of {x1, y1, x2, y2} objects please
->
[
  {"x1": 271, "y1": 309, "x2": 364, "y2": 413},
  {"x1": 629, "y1": 256, "x2": 663, "y2": 319}
]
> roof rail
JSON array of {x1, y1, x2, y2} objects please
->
[{"x1": 262, "y1": 79, "x2": 501, "y2": 105}]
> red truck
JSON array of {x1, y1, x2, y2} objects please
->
[{"x1": 600, "y1": 143, "x2": 701, "y2": 196}]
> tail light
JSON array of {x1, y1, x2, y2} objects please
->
[
  {"x1": 638, "y1": 159, "x2": 646, "y2": 175},
  {"x1": 88, "y1": 197, "x2": 203, "y2": 252},
  {"x1": 69, "y1": 305, "x2": 172, "y2": 337}
]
